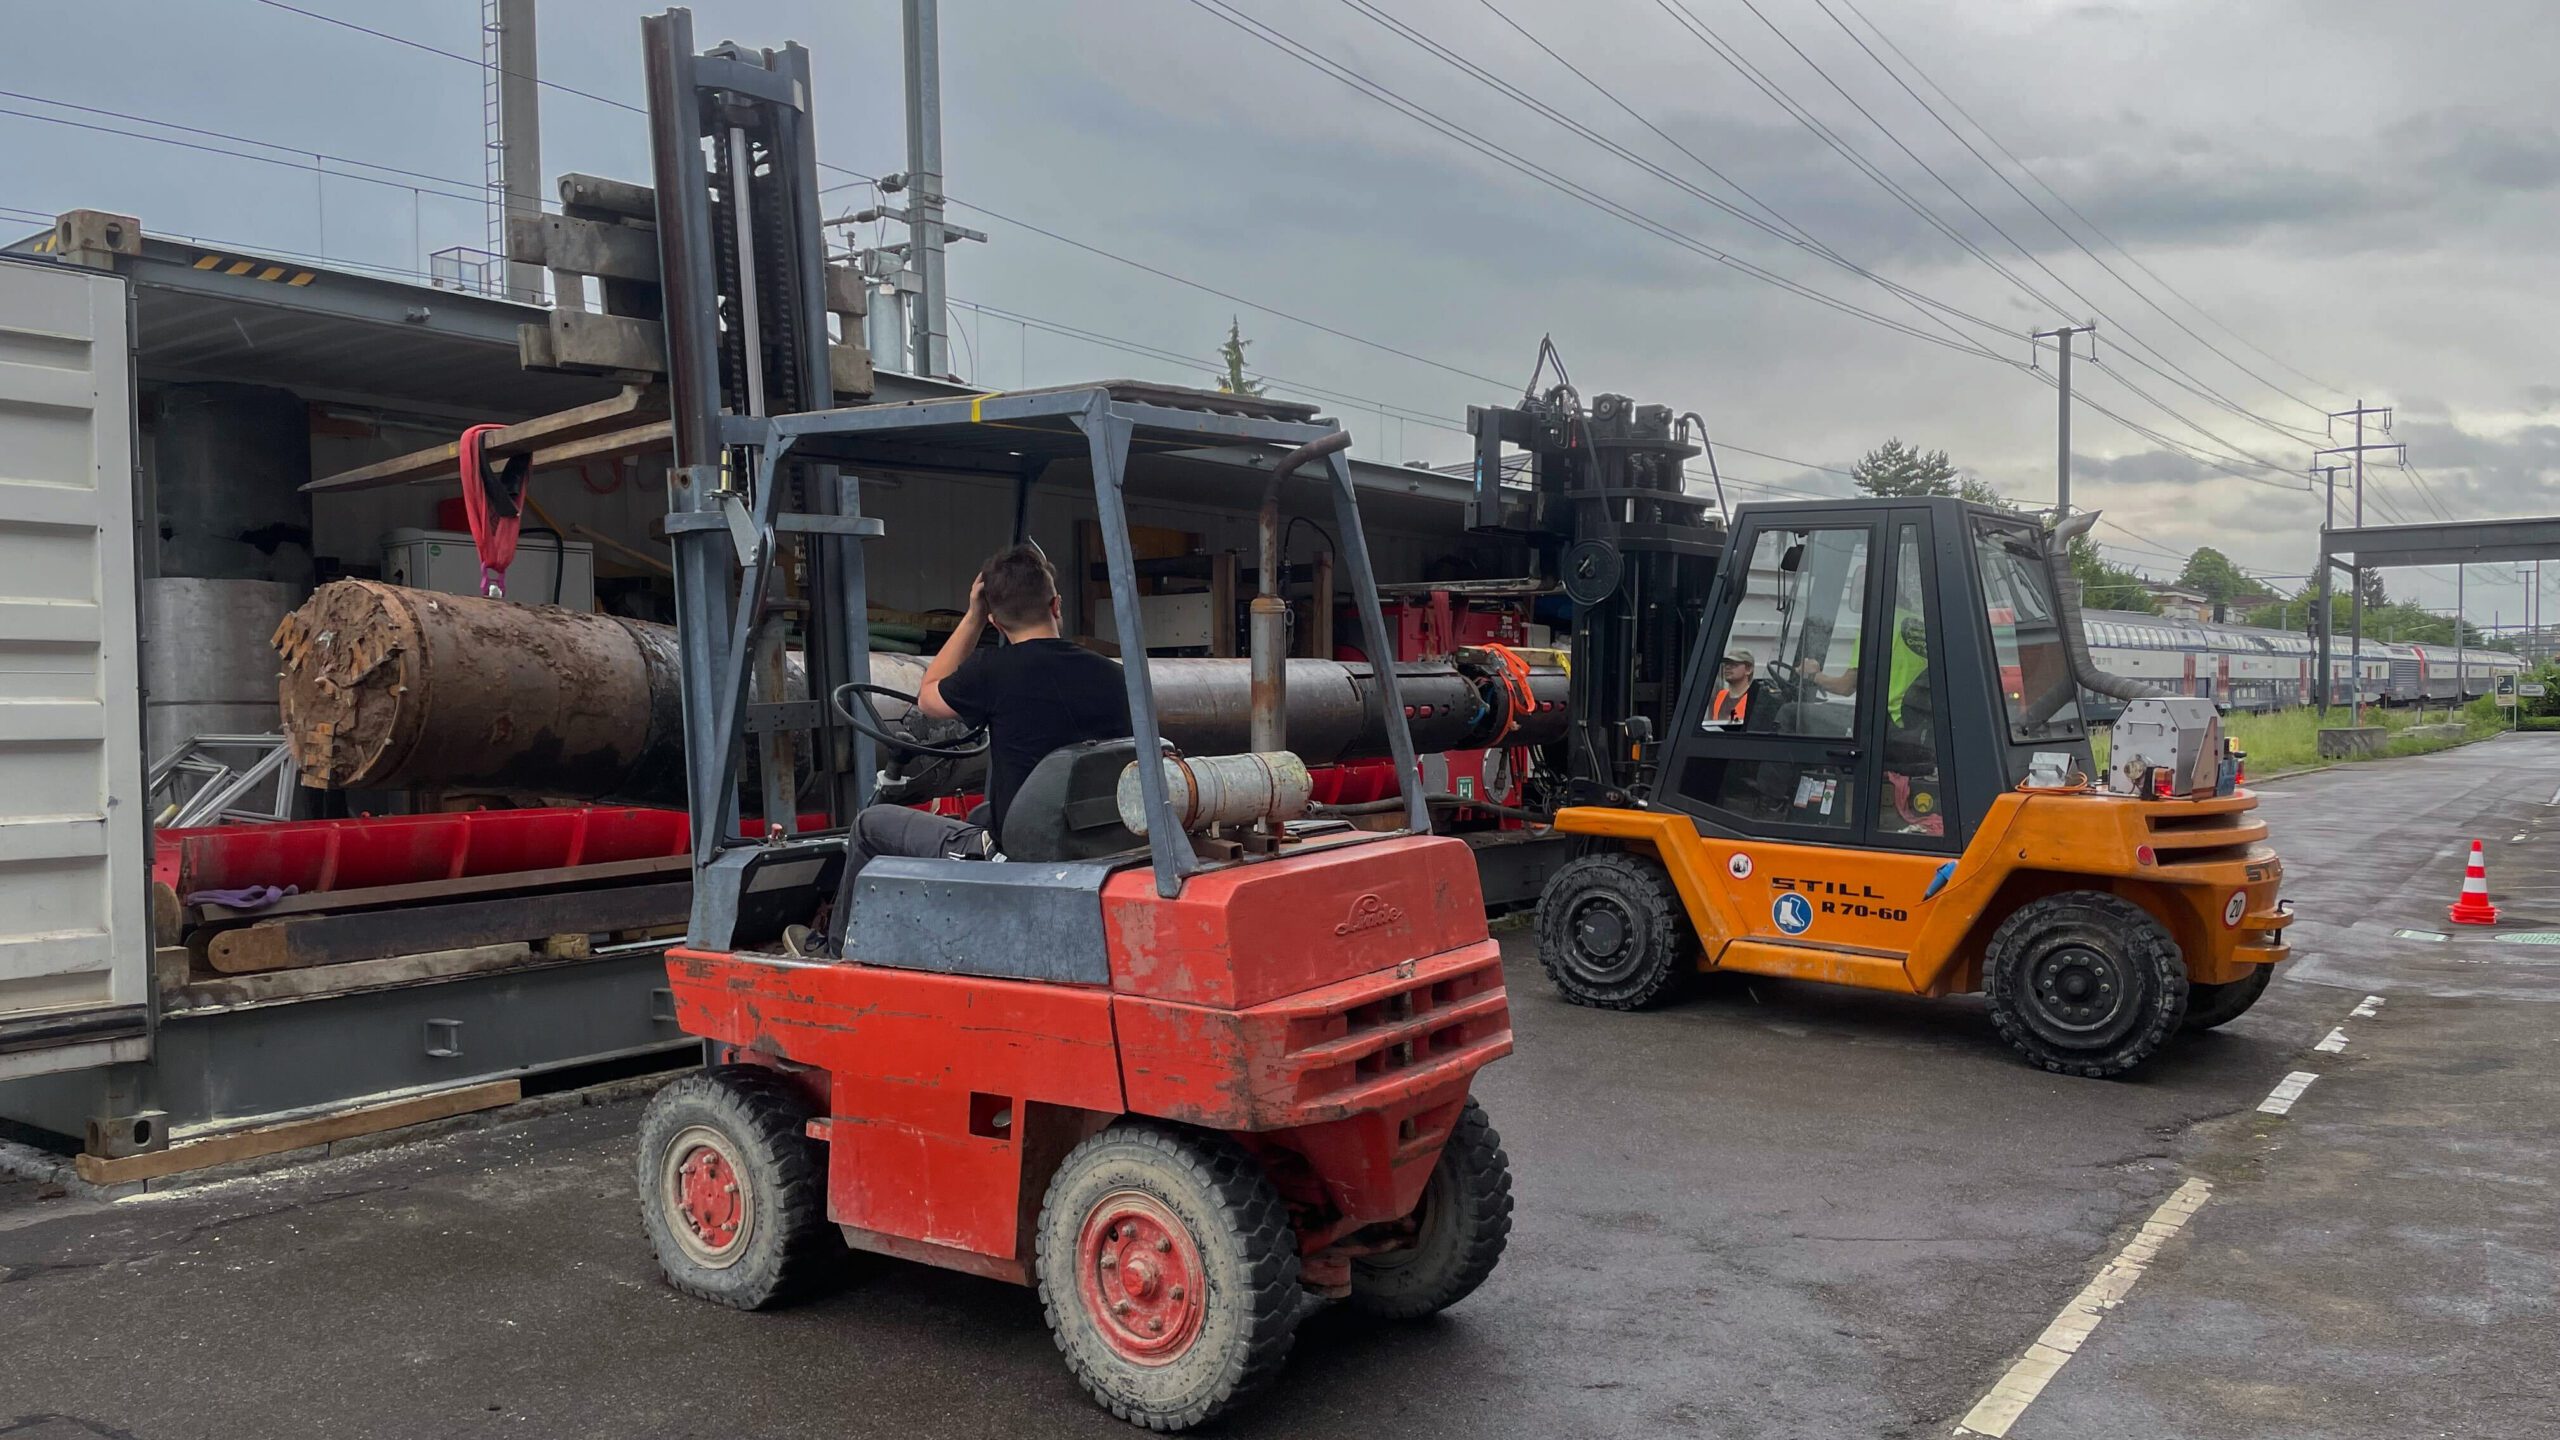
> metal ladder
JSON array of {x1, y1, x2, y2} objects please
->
[{"x1": 148, "y1": 734, "x2": 299, "y2": 829}]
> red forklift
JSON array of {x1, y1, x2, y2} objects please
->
[{"x1": 628, "y1": 15, "x2": 1512, "y2": 1430}]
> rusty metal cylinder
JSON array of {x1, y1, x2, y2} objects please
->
[
  {"x1": 274, "y1": 580, "x2": 692, "y2": 802},
  {"x1": 274, "y1": 582, "x2": 1567, "y2": 806},
  {"x1": 1118, "y1": 751, "x2": 1314, "y2": 836}
]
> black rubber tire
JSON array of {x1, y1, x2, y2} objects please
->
[
  {"x1": 1347, "y1": 1099, "x2": 1513, "y2": 1319},
  {"x1": 1035, "y1": 1123, "x2": 1302, "y2": 1432},
  {"x1": 1983, "y1": 891, "x2": 2188, "y2": 1079},
  {"x1": 2183, "y1": 963, "x2": 2274, "y2": 1031},
  {"x1": 635, "y1": 1066, "x2": 845, "y2": 1310},
  {"x1": 1537, "y1": 851, "x2": 1696, "y2": 1009}
]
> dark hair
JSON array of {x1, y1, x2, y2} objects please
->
[{"x1": 979, "y1": 543, "x2": 1058, "y2": 629}]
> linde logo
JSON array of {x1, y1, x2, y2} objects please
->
[{"x1": 1335, "y1": 893, "x2": 1407, "y2": 936}]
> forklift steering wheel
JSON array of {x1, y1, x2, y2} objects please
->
[{"x1": 830, "y1": 682, "x2": 992, "y2": 760}]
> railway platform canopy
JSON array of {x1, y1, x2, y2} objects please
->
[{"x1": 2322, "y1": 514, "x2": 2560, "y2": 571}]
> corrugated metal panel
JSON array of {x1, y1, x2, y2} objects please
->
[{"x1": 0, "y1": 258, "x2": 150, "y2": 1080}]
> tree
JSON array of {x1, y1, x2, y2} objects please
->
[
  {"x1": 2067, "y1": 532, "x2": 2160, "y2": 614},
  {"x1": 2176, "y1": 547, "x2": 2273, "y2": 607},
  {"x1": 1850, "y1": 438, "x2": 1957, "y2": 498},
  {"x1": 1849, "y1": 438, "x2": 2007, "y2": 507},
  {"x1": 1211, "y1": 316, "x2": 1264, "y2": 397}
]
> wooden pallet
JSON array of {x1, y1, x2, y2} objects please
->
[{"x1": 73, "y1": 1080, "x2": 522, "y2": 1186}]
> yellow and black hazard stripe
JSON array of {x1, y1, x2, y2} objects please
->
[{"x1": 190, "y1": 253, "x2": 317, "y2": 286}]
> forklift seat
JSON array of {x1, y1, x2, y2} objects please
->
[{"x1": 999, "y1": 738, "x2": 1150, "y2": 863}]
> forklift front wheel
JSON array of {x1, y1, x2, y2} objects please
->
[
  {"x1": 1348, "y1": 1098, "x2": 1514, "y2": 1319},
  {"x1": 635, "y1": 1066, "x2": 844, "y2": 1310},
  {"x1": 1984, "y1": 892, "x2": 2189, "y2": 1079},
  {"x1": 1538, "y1": 852, "x2": 1696, "y2": 1009},
  {"x1": 1036, "y1": 1123, "x2": 1301, "y2": 1432}
]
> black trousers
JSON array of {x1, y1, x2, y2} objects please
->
[{"x1": 851, "y1": 803, "x2": 993, "y2": 867}]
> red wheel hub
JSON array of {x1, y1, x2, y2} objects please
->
[
  {"x1": 1076, "y1": 1190, "x2": 1206, "y2": 1364},
  {"x1": 675, "y1": 1142, "x2": 745, "y2": 1253}
]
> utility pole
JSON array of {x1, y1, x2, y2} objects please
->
[
  {"x1": 2310, "y1": 462, "x2": 2347, "y2": 717},
  {"x1": 493, "y1": 0, "x2": 543, "y2": 303},
  {"x1": 2032, "y1": 323, "x2": 2098, "y2": 512},
  {"x1": 903, "y1": 0, "x2": 950, "y2": 377},
  {"x1": 2457, "y1": 564, "x2": 2467, "y2": 707},
  {"x1": 2318, "y1": 402, "x2": 2401, "y2": 726},
  {"x1": 828, "y1": 3, "x2": 983, "y2": 380}
]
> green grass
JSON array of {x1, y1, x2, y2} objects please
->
[{"x1": 2091, "y1": 696, "x2": 2513, "y2": 779}]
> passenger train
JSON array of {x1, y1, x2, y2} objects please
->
[{"x1": 2080, "y1": 608, "x2": 2526, "y2": 720}]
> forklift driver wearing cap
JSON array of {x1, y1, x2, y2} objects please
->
[{"x1": 852, "y1": 543, "x2": 1132, "y2": 866}]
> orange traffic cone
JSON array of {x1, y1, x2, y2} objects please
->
[{"x1": 2450, "y1": 840, "x2": 2501, "y2": 926}]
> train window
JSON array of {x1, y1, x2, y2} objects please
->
[{"x1": 1973, "y1": 520, "x2": 2082, "y2": 743}]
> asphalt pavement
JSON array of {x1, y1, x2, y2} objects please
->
[{"x1": 3, "y1": 736, "x2": 2554, "y2": 1439}]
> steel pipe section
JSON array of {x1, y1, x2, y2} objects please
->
[{"x1": 275, "y1": 582, "x2": 1567, "y2": 807}]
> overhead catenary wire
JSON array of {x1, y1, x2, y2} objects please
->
[
  {"x1": 1181, "y1": 0, "x2": 2017, "y2": 362},
  {"x1": 205, "y1": 2, "x2": 2323, "y2": 543},
  {"x1": 1829, "y1": 0, "x2": 2352, "y2": 404},
  {"x1": 1799, "y1": 0, "x2": 2332, "y2": 438},
  {"x1": 1654, "y1": 0, "x2": 2326, "y2": 454}
]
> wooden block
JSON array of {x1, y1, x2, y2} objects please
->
[
  {"x1": 305, "y1": 387, "x2": 665, "y2": 494},
  {"x1": 74, "y1": 1079, "x2": 522, "y2": 1186}
]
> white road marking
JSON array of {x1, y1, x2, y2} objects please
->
[
  {"x1": 2258, "y1": 1071, "x2": 2320, "y2": 1115},
  {"x1": 2352, "y1": 995, "x2": 2385, "y2": 1018},
  {"x1": 2314, "y1": 1027, "x2": 2349, "y2": 1053},
  {"x1": 2547, "y1": 785, "x2": 2560, "y2": 806},
  {"x1": 2513, "y1": 833, "x2": 2529, "y2": 844},
  {"x1": 1948, "y1": 1178, "x2": 2213, "y2": 1438}
]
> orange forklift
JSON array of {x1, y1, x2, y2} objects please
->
[
  {"x1": 1470, "y1": 387, "x2": 2290, "y2": 1077},
  {"x1": 628, "y1": 16, "x2": 1510, "y2": 1430}
]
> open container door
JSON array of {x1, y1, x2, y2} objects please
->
[{"x1": 0, "y1": 256, "x2": 150, "y2": 1081}]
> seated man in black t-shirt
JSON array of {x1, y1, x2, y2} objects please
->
[{"x1": 851, "y1": 543, "x2": 1132, "y2": 867}]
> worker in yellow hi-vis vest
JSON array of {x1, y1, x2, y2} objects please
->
[{"x1": 1797, "y1": 607, "x2": 1931, "y2": 731}]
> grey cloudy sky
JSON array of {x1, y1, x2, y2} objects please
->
[{"x1": 10, "y1": 0, "x2": 2560, "y2": 623}]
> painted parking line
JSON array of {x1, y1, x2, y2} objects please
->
[
  {"x1": 1948, "y1": 1178, "x2": 2214, "y2": 1438},
  {"x1": 2313, "y1": 1027, "x2": 2349, "y2": 1053},
  {"x1": 2258, "y1": 1071, "x2": 2320, "y2": 1115},
  {"x1": 2351, "y1": 995, "x2": 2384, "y2": 1018}
]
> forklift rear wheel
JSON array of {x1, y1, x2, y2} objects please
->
[
  {"x1": 1984, "y1": 892, "x2": 2188, "y2": 1079},
  {"x1": 1036, "y1": 1123, "x2": 1301, "y2": 1432},
  {"x1": 2183, "y1": 963, "x2": 2274, "y2": 1031},
  {"x1": 1348, "y1": 1098, "x2": 1514, "y2": 1319},
  {"x1": 636, "y1": 1066, "x2": 844, "y2": 1310},
  {"x1": 1538, "y1": 852, "x2": 1695, "y2": 1009}
]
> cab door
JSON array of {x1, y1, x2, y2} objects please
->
[{"x1": 1656, "y1": 508, "x2": 1960, "y2": 964}]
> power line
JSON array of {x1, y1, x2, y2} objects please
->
[
  {"x1": 0, "y1": 103, "x2": 491, "y2": 211},
  {"x1": 1804, "y1": 0, "x2": 2333, "y2": 431},
  {"x1": 1689, "y1": 0, "x2": 2326, "y2": 451},
  {"x1": 1644, "y1": 0, "x2": 2324, "y2": 469},
  {"x1": 249, "y1": 0, "x2": 644, "y2": 115},
  {"x1": 1182, "y1": 0, "x2": 2014, "y2": 361},
  {"x1": 1341, "y1": 0, "x2": 2019, "y2": 355},
  {"x1": 1830, "y1": 0, "x2": 2350, "y2": 404}
]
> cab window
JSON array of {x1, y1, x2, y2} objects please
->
[
  {"x1": 1874, "y1": 522, "x2": 1946, "y2": 837},
  {"x1": 1975, "y1": 521, "x2": 2083, "y2": 742},
  {"x1": 1681, "y1": 524, "x2": 1871, "y2": 829}
]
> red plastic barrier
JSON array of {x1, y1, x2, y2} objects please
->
[{"x1": 154, "y1": 806, "x2": 692, "y2": 896}]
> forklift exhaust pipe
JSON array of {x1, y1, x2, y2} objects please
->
[
  {"x1": 2023, "y1": 509, "x2": 2162, "y2": 726},
  {"x1": 1252, "y1": 430, "x2": 1353, "y2": 757}
]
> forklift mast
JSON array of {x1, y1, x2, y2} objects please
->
[
  {"x1": 1468, "y1": 390, "x2": 1721, "y2": 805},
  {"x1": 644, "y1": 10, "x2": 876, "y2": 950}
]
